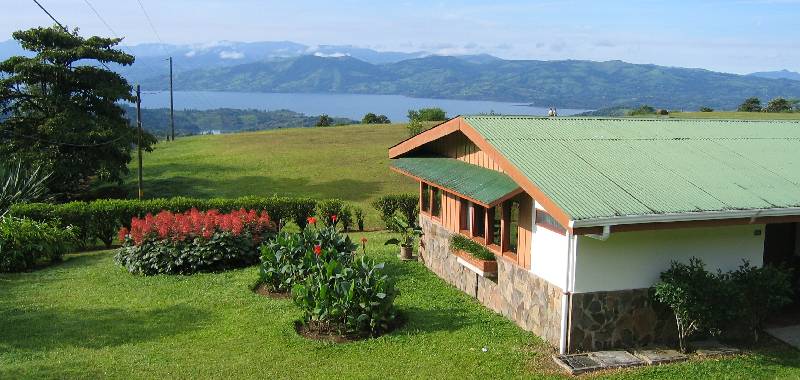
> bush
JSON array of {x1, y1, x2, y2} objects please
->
[
  {"x1": 354, "y1": 207, "x2": 365, "y2": 231},
  {"x1": 259, "y1": 224, "x2": 357, "y2": 293},
  {"x1": 114, "y1": 209, "x2": 276, "y2": 275},
  {"x1": 316, "y1": 199, "x2": 353, "y2": 231},
  {"x1": 406, "y1": 119, "x2": 426, "y2": 137},
  {"x1": 407, "y1": 108, "x2": 446, "y2": 122},
  {"x1": 628, "y1": 105, "x2": 656, "y2": 116},
  {"x1": 372, "y1": 194, "x2": 418, "y2": 230},
  {"x1": 651, "y1": 258, "x2": 730, "y2": 353},
  {"x1": 361, "y1": 113, "x2": 391, "y2": 124},
  {"x1": 292, "y1": 254, "x2": 399, "y2": 336},
  {"x1": 450, "y1": 234, "x2": 495, "y2": 260},
  {"x1": 738, "y1": 97, "x2": 762, "y2": 112},
  {"x1": 10, "y1": 196, "x2": 319, "y2": 249},
  {"x1": 0, "y1": 217, "x2": 77, "y2": 272},
  {"x1": 699, "y1": 106, "x2": 714, "y2": 112},
  {"x1": 726, "y1": 261, "x2": 793, "y2": 342}
]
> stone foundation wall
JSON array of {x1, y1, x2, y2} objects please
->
[
  {"x1": 419, "y1": 215, "x2": 563, "y2": 347},
  {"x1": 568, "y1": 289, "x2": 677, "y2": 352}
]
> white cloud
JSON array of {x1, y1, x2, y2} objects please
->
[
  {"x1": 185, "y1": 50, "x2": 197, "y2": 57},
  {"x1": 219, "y1": 51, "x2": 244, "y2": 59}
]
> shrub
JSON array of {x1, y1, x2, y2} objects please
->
[
  {"x1": 407, "y1": 107, "x2": 446, "y2": 122},
  {"x1": 651, "y1": 258, "x2": 730, "y2": 353},
  {"x1": 699, "y1": 106, "x2": 714, "y2": 112},
  {"x1": 372, "y1": 194, "x2": 418, "y2": 230},
  {"x1": 354, "y1": 207, "x2": 365, "y2": 231},
  {"x1": 10, "y1": 196, "x2": 318, "y2": 249},
  {"x1": 738, "y1": 97, "x2": 762, "y2": 112},
  {"x1": 406, "y1": 119, "x2": 426, "y2": 137},
  {"x1": 628, "y1": 105, "x2": 656, "y2": 116},
  {"x1": 0, "y1": 160, "x2": 51, "y2": 217},
  {"x1": 115, "y1": 208, "x2": 276, "y2": 275},
  {"x1": 259, "y1": 224, "x2": 357, "y2": 293},
  {"x1": 316, "y1": 199, "x2": 353, "y2": 231},
  {"x1": 450, "y1": 234, "x2": 495, "y2": 261},
  {"x1": 292, "y1": 254, "x2": 399, "y2": 336},
  {"x1": 0, "y1": 217, "x2": 76, "y2": 272},
  {"x1": 726, "y1": 261, "x2": 793, "y2": 342}
]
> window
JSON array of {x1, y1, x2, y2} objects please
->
[
  {"x1": 488, "y1": 206, "x2": 502, "y2": 247},
  {"x1": 431, "y1": 187, "x2": 442, "y2": 217},
  {"x1": 506, "y1": 201, "x2": 520, "y2": 253},
  {"x1": 421, "y1": 183, "x2": 430, "y2": 213},
  {"x1": 473, "y1": 204, "x2": 486, "y2": 238},
  {"x1": 536, "y1": 209, "x2": 566, "y2": 234},
  {"x1": 459, "y1": 200, "x2": 471, "y2": 232}
]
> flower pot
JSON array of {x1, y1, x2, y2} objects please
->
[
  {"x1": 399, "y1": 245, "x2": 414, "y2": 261},
  {"x1": 453, "y1": 249, "x2": 498, "y2": 275}
]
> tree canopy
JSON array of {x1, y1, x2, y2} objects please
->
[
  {"x1": 737, "y1": 97, "x2": 762, "y2": 112},
  {"x1": 407, "y1": 108, "x2": 446, "y2": 122},
  {"x1": 0, "y1": 26, "x2": 155, "y2": 198},
  {"x1": 361, "y1": 112, "x2": 390, "y2": 124}
]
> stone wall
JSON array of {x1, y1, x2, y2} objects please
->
[
  {"x1": 568, "y1": 289, "x2": 677, "y2": 352},
  {"x1": 419, "y1": 215, "x2": 563, "y2": 347}
]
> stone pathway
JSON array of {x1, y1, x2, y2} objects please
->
[{"x1": 766, "y1": 325, "x2": 800, "y2": 349}]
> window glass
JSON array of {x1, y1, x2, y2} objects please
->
[
  {"x1": 431, "y1": 187, "x2": 442, "y2": 217},
  {"x1": 473, "y1": 204, "x2": 485, "y2": 238},
  {"x1": 421, "y1": 183, "x2": 430, "y2": 212},
  {"x1": 459, "y1": 200, "x2": 471, "y2": 231},
  {"x1": 489, "y1": 206, "x2": 502, "y2": 246},
  {"x1": 508, "y1": 201, "x2": 520, "y2": 253}
]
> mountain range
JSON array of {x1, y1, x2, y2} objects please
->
[{"x1": 3, "y1": 39, "x2": 800, "y2": 110}]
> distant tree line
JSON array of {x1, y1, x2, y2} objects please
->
[{"x1": 737, "y1": 97, "x2": 800, "y2": 113}]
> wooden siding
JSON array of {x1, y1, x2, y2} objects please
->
[
  {"x1": 517, "y1": 194, "x2": 533, "y2": 270},
  {"x1": 426, "y1": 132, "x2": 504, "y2": 172}
]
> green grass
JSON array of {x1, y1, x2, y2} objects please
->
[
  {"x1": 669, "y1": 111, "x2": 800, "y2": 120},
  {"x1": 127, "y1": 124, "x2": 418, "y2": 227},
  {"x1": 1, "y1": 232, "x2": 798, "y2": 379}
]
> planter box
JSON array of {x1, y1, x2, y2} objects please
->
[{"x1": 453, "y1": 249, "x2": 497, "y2": 277}]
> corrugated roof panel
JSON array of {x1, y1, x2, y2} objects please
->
[
  {"x1": 461, "y1": 116, "x2": 800, "y2": 222},
  {"x1": 390, "y1": 157, "x2": 519, "y2": 205}
]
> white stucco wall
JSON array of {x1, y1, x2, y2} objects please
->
[
  {"x1": 574, "y1": 224, "x2": 766, "y2": 293},
  {"x1": 530, "y1": 202, "x2": 570, "y2": 290}
]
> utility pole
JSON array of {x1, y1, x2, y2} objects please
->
[
  {"x1": 169, "y1": 56, "x2": 175, "y2": 141},
  {"x1": 136, "y1": 84, "x2": 143, "y2": 200}
]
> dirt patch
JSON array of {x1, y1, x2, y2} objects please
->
[{"x1": 252, "y1": 283, "x2": 291, "y2": 299}]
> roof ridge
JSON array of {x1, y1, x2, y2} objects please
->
[{"x1": 462, "y1": 115, "x2": 800, "y2": 123}]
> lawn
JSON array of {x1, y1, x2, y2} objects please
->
[
  {"x1": 1, "y1": 232, "x2": 799, "y2": 379},
  {"x1": 126, "y1": 124, "x2": 418, "y2": 227}
]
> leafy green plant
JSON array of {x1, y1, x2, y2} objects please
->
[
  {"x1": 292, "y1": 254, "x2": 399, "y2": 336},
  {"x1": 0, "y1": 217, "x2": 76, "y2": 272},
  {"x1": 384, "y1": 216, "x2": 422, "y2": 248},
  {"x1": 316, "y1": 199, "x2": 353, "y2": 230},
  {"x1": 0, "y1": 160, "x2": 51, "y2": 217},
  {"x1": 652, "y1": 258, "x2": 731, "y2": 353},
  {"x1": 726, "y1": 261, "x2": 793, "y2": 342},
  {"x1": 406, "y1": 119, "x2": 426, "y2": 137},
  {"x1": 372, "y1": 194, "x2": 418, "y2": 230},
  {"x1": 450, "y1": 234, "x2": 495, "y2": 261},
  {"x1": 354, "y1": 207, "x2": 365, "y2": 231},
  {"x1": 259, "y1": 223, "x2": 357, "y2": 293}
]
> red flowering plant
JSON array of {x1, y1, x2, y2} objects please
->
[{"x1": 115, "y1": 208, "x2": 276, "y2": 275}]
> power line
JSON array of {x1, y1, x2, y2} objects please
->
[
  {"x1": 82, "y1": 0, "x2": 120, "y2": 40},
  {"x1": 31, "y1": 0, "x2": 66, "y2": 31},
  {"x1": 135, "y1": 0, "x2": 165, "y2": 44}
]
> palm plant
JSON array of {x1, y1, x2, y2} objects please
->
[{"x1": 0, "y1": 160, "x2": 51, "y2": 217}]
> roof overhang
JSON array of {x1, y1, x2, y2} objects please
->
[{"x1": 390, "y1": 156, "x2": 522, "y2": 207}]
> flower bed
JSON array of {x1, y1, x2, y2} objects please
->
[{"x1": 115, "y1": 208, "x2": 276, "y2": 275}]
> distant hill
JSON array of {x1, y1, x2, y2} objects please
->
[
  {"x1": 748, "y1": 69, "x2": 800, "y2": 81},
  {"x1": 139, "y1": 55, "x2": 800, "y2": 110},
  {"x1": 122, "y1": 106, "x2": 356, "y2": 137}
]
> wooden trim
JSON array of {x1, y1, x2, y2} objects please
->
[
  {"x1": 388, "y1": 118, "x2": 459, "y2": 158},
  {"x1": 389, "y1": 166, "x2": 520, "y2": 209},
  {"x1": 571, "y1": 215, "x2": 800, "y2": 235}
]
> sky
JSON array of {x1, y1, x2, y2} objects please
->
[{"x1": 6, "y1": 0, "x2": 800, "y2": 74}]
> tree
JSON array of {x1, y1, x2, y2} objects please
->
[
  {"x1": 0, "y1": 26, "x2": 155, "y2": 198},
  {"x1": 699, "y1": 106, "x2": 714, "y2": 112},
  {"x1": 406, "y1": 119, "x2": 425, "y2": 137},
  {"x1": 738, "y1": 97, "x2": 762, "y2": 112},
  {"x1": 375, "y1": 114, "x2": 391, "y2": 124},
  {"x1": 316, "y1": 114, "x2": 332, "y2": 127},
  {"x1": 766, "y1": 97, "x2": 791, "y2": 113},
  {"x1": 790, "y1": 98, "x2": 800, "y2": 112},
  {"x1": 407, "y1": 107, "x2": 446, "y2": 122},
  {"x1": 627, "y1": 105, "x2": 655, "y2": 116},
  {"x1": 362, "y1": 112, "x2": 378, "y2": 124}
]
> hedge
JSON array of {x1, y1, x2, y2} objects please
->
[
  {"x1": 9, "y1": 196, "x2": 318, "y2": 249},
  {"x1": 0, "y1": 217, "x2": 77, "y2": 272},
  {"x1": 372, "y1": 194, "x2": 418, "y2": 230}
]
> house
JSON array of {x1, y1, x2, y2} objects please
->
[{"x1": 388, "y1": 115, "x2": 800, "y2": 354}]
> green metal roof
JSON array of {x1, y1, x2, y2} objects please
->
[
  {"x1": 391, "y1": 156, "x2": 519, "y2": 205},
  {"x1": 462, "y1": 116, "x2": 800, "y2": 222}
]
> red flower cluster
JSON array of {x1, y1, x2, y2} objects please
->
[{"x1": 118, "y1": 208, "x2": 274, "y2": 246}]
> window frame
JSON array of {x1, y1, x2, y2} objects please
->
[{"x1": 420, "y1": 182, "x2": 431, "y2": 214}]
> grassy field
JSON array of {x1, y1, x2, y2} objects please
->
[
  {"x1": 1, "y1": 233, "x2": 798, "y2": 379},
  {"x1": 127, "y1": 124, "x2": 418, "y2": 227},
  {"x1": 669, "y1": 111, "x2": 800, "y2": 120}
]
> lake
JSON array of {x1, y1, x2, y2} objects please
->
[{"x1": 138, "y1": 91, "x2": 588, "y2": 121}]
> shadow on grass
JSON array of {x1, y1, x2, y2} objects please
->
[
  {"x1": 398, "y1": 305, "x2": 477, "y2": 334},
  {"x1": 0, "y1": 304, "x2": 209, "y2": 351}
]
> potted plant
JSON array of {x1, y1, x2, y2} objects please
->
[
  {"x1": 450, "y1": 235, "x2": 497, "y2": 275},
  {"x1": 384, "y1": 216, "x2": 422, "y2": 260}
]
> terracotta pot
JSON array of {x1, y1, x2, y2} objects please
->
[
  {"x1": 453, "y1": 249, "x2": 498, "y2": 274},
  {"x1": 399, "y1": 245, "x2": 414, "y2": 260}
]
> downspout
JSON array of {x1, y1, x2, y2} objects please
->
[
  {"x1": 587, "y1": 225, "x2": 611, "y2": 241},
  {"x1": 559, "y1": 232, "x2": 577, "y2": 354}
]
